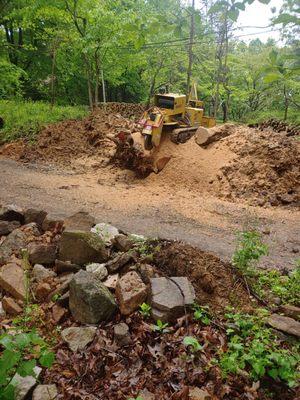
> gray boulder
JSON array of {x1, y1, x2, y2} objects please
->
[
  {"x1": 113, "y1": 234, "x2": 134, "y2": 252},
  {"x1": 69, "y1": 270, "x2": 117, "y2": 323},
  {"x1": 91, "y1": 223, "x2": 119, "y2": 245},
  {"x1": 58, "y1": 230, "x2": 108, "y2": 265},
  {"x1": 11, "y1": 366, "x2": 42, "y2": 400},
  {"x1": 24, "y1": 209, "x2": 47, "y2": 228},
  {"x1": 32, "y1": 384, "x2": 58, "y2": 400},
  {"x1": 106, "y1": 251, "x2": 135, "y2": 273},
  {"x1": 150, "y1": 277, "x2": 195, "y2": 322},
  {"x1": 32, "y1": 264, "x2": 56, "y2": 282},
  {"x1": 86, "y1": 263, "x2": 108, "y2": 281},
  {"x1": 0, "y1": 220, "x2": 21, "y2": 236},
  {"x1": 268, "y1": 314, "x2": 300, "y2": 338},
  {"x1": 0, "y1": 229, "x2": 27, "y2": 265},
  {"x1": 61, "y1": 326, "x2": 97, "y2": 352},
  {"x1": 64, "y1": 211, "x2": 95, "y2": 232}
]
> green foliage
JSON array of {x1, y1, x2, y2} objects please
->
[
  {"x1": 192, "y1": 304, "x2": 211, "y2": 325},
  {"x1": 219, "y1": 309, "x2": 300, "y2": 387},
  {"x1": 232, "y1": 231, "x2": 268, "y2": 275},
  {"x1": 152, "y1": 320, "x2": 169, "y2": 334},
  {"x1": 0, "y1": 61, "x2": 26, "y2": 99},
  {"x1": 128, "y1": 397, "x2": 143, "y2": 400},
  {"x1": 139, "y1": 303, "x2": 152, "y2": 318},
  {"x1": 0, "y1": 100, "x2": 88, "y2": 142},
  {"x1": 0, "y1": 331, "x2": 55, "y2": 399},
  {"x1": 183, "y1": 336, "x2": 202, "y2": 353},
  {"x1": 253, "y1": 264, "x2": 300, "y2": 306}
]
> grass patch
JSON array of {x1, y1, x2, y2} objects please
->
[{"x1": 0, "y1": 99, "x2": 88, "y2": 143}]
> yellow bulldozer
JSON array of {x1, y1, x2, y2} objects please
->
[
  {"x1": 114, "y1": 85, "x2": 216, "y2": 174},
  {"x1": 139, "y1": 87, "x2": 215, "y2": 150}
]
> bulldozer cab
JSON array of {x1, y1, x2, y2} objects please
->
[{"x1": 154, "y1": 93, "x2": 186, "y2": 116}]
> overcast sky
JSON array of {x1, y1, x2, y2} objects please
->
[
  {"x1": 194, "y1": 0, "x2": 284, "y2": 43},
  {"x1": 236, "y1": 0, "x2": 283, "y2": 42}
]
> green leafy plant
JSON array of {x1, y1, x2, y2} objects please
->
[
  {"x1": 183, "y1": 336, "x2": 202, "y2": 353},
  {"x1": 139, "y1": 303, "x2": 152, "y2": 318},
  {"x1": 193, "y1": 304, "x2": 211, "y2": 325},
  {"x1": 152, "y1": 320, "x2": 169, "y2": 334},
  {"x1": 232, "y1": 231, "x2": 268, "y2": 275},
  {"x1": 219, "y1": 309, "x2": 299, "y2": 387},
  {"x1": 0, "y1": 331, "x2": 55, "y2": 399},
  {"x1": 128, "y1": 397, "x2": 143, "y2": 400},
  {"x1": 253, "y1": 264, "x2": 300, "y2": 305}
]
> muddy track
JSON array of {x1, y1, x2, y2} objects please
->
[{"x1": 1, "y1": 157, "x2": 299, "y2": 271}]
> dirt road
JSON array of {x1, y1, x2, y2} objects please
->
[{"x1": 1, "y1": 157, "x2": 299, "y2": 270}]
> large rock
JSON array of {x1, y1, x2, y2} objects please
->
[
  {"x1": 54, "y1": 259, "x2": 81, "y2": 274},
  {"x1": 115, "y1": 271, "x2": 147, "y2": 315},
  {"x1": 32, "y1": 264, "x2": 56, "y2": 282},
  {"x1": 24, "y1": 209, "x2": 47, "y2": 228},
  {"x1": 11, "y1": 367, "x2": 42, "y2": 400},
  {"x1": 268, "y1": 314, "x2": 300, "y2": 338},
  {"x1": 91, "y1": 223, "x2": 119, "y2": 245},
  {"x1": 28, "y1": 243, "x2": 57, "y2": 265},
  {"x1": 32, "y1": 384, "x2": 58, "y2": 400},
  {"x1": 150, "y1": 277, "x2": 195, "y2": 322},
  {"x1": 106, "y1": 252, "x2": 135, "y2": 273},
  {"x1": 42, "y1": 214, "x2": 64, "y2": 232},
  {"x1": 113, "y1": 234, "x2": 134, "y2": 252},
  {"x1": 64, "y1": 211, "x2": 95, "y2": 232},
  {"x1": 189, "y1": 387, "x2": 211, "y2": 400},
  {"x1": 61, "y1": 326, "x2": 97, "y2": 352},
  {"x1": 0, "y1": 220, "x2": 20, "y2": 236},
  {"x1": 0, "y1": 263, "x2": 26, "y2": 300},
  {"x1": 69, "y1": 270, "x2": 117, "y2": 324},
  {"x1": 35, "y1": 282, "x2": 52, "y2": 301},
  {"x1": 0, "y1": 229, "x2": 27, "y2": 265},
  {"x1": 279, "y1": 304, "x2": 300, "y2": 321},
  {"x1": 59, "y1": 230, "x2": 108, "y2": 265},
  {"x1": 2, "y1": 296, "x2": 22, "y2": 315},
  {"x1": 103, "y1": 273, "x2": 119, "y2": 291},
  {"x1": 86, "y1": 263, "x2": 108, "y2": 281},
  {"x1": 114, "y1": 322, "x2": 132, "y2": 347},
  {"x1": 0, "y1": 204, "x2": 24, "y2": 223}
]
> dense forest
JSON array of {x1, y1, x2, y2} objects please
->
[{"x1": 0, "y1": 0, "x2": 299, "y2": 123}]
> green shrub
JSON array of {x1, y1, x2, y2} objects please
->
[
  {"x1": 0, "y1": 99, "x2": 88, "y2": 142},
  {"x1": 0, "y1": 331, "x2": 55, "y2": 399},
  {"x1": 232, "y1": 230, "x2": 268, "y2": 275},
  {"x1": 220, "y1": 309, "x2": 299, "y2": 387},
  {"x1": 254, "y1": 264, "x2": 300, "y2": 306}
]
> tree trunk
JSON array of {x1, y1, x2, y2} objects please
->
[
  {"x1": 186, "y1": 0, "x2": 195, "y2": 97},
  {"x1": 283, "y1": 84, "x2": 288, "y2": 120},
  {"x1": 50, "y1": 45, "x2": 57, "y2": 108}
]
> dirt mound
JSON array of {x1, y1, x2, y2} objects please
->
[
  {"x1": 249, "y1": 118, "x2": 300, "y2": 137},
  {"x1": 154, "y1": 241, "x2": 253, "y2": 313},
  {"x1": 98, "y1": 101, "x2": 145, "y2": 118},
  {"x1": 0, "y1": 107, "x2": 142, "y2": 170},
  {"x1": 214, "y1": 126, "x2": 300, "y2": 207}
]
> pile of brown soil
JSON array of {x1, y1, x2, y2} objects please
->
[
  {"x1": 214, "y1": 126, "x2": 300, "y2": 207},
  {"x1": 0, "y1": 106, "x2": 142, "y2": 169},
  {"x1": 98, "y1": 101, "x2": 144, "y2": 118},
  {"x1": 154, "y1": 240, "x2": 253, "y2": 313},
  {"x1": 249, "y1": 118, "x2": 300, "y2": 137}
]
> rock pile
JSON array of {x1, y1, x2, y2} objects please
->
[
  {"x1": 1, "y1": 203, "x2": 299, "y2": 399},
  {"x1": 0, "y1": 204, "x2": 196, "y2": 326}
]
